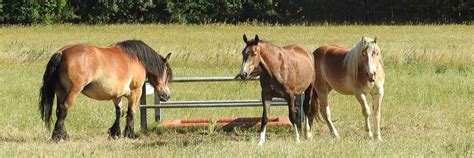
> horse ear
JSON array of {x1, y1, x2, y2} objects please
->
[
  {"x1": 374, "y1": 37, "x2": 378, "y2": 43},
  {"x1": 243, "y1": 34, "x2": 248, "y2": 43},
  {"x1": 361, "y1": 36, "x2": 367, "y2": 45},
  {"x1": 255, "y1": 35, "x2": 259, "y2": 42},
  {"x1": 164, "y1": 53, "x2": 172, "y2": 63}
]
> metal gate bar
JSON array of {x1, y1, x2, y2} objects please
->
[{"x1": 139, "y1": 77, "x2": 305, "y2": 131}]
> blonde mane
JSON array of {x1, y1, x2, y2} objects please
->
[{"x1": 343, "y1": 39, "x2": 366, "y2": 80}]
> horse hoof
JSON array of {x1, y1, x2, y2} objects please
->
[
  {"x1": 368, "y1": 132, "x2": 374, "y2": 139},
  {"x1": 376, "y1": 136, "x2": 383, "y2": 142},
  {"x1": 108, "y1": 135, "x2": 120, "y2": 140},
  {"x1": 52, "y1": 134, "x2": 69, "y2": 142},
  {"x1": 109, "y1": 130, "x2": 121, "y2": 139},
  {"x1": 52, "y1": 130, "x2": 69, "y2": 142},
  {"x1": 124, "y1": 135, "x2": 135, "y2": 139},
  {"x1": 124, "y1": 132, "x2": 137, "y2": 139},
  {"x1": 257, "y1": 140, "x2": 265, "y2": 146},
  {"x1": 306, "y1": 132, "x2": 313, "y2": 140},
  {"x1": 52, "y1": 137, "x2": 61, "y2": 142}
]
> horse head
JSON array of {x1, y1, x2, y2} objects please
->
[
  {"x1": 359, "y1": 37, "x2": 381, "y2": 82},
  {"x1": 240, "y1": 34, "x2": 262, "y2": 79},
  {"x1": 148, "y1": 53, "x2": 173, "y2": 101}
]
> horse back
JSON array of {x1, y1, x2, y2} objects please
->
[
  {"x1": 60, "y1": 44, "x2": 131, "y2": 75},
  {"x1": 282, "y1": 45, "x2": 312, "y2": 61},
  {"x1": 279, "y1": 45, "x2": 314, "y2": 93},
  {"x1": 313, "y1": 45, "x2": 349, "y2": 63}
]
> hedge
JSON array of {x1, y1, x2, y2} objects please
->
[{"x1": 0, "y1": 0, "x2": 472, "y2": 24}]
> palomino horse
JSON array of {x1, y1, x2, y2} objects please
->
[
  {"x1": 239, "y1": 34, "x2": 314, "y2": 145},
  {"x1": 306, "y1": 37, "x2": 385, "y2": 141},
  {"x1": 39, "y1": 40, "x2": 173, "y2": 141}
]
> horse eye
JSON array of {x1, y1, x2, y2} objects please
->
[{"x1": 250, "y1": 51, "x2": 257, "y2": 56}]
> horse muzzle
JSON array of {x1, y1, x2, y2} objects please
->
[
  {"x1": 158, "y1": 88, "x2": 171, "y2": 102},
  {"x1": 159, "y1": 94, "x2": 170, "y2": 102},
  {"x1": 239, "y1": 72, "x2": 249, "y2": 80},
  {"x1": 367, "y1": 72, "x2": 376, "y2": 82}
]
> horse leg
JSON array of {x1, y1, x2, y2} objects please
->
[
  {"x1": 286, "y1": 94, "x2": 301, "y2": 143},
  {"x1": 303, "y1": 86, "x2": 314, "y2": 140},
  {"x1": 52, "y1": 87, "x2": 80, "y2": 141},
  {"x1": 355, "y1": 92, "x2": 373, "y2": 139},
  {"x1": 124, "y1": 89, "x2": 141, "y2": 139},
  {"x1": 318, "y1": 90, "x2": 340, "y2": 138},
  {"x1": 257, "y1": 94, "x2": 272, "y2": 145},
  {"x1": 109, "y1": 97, "x2": 122, "y2": 139},
  {"x1": 372, "y1": 88, "x2": 384, "y2": 141}
]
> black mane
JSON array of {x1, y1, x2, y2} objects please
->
[
  {"x1": 117, "y1": 40, "x2": 173, "y2": 81},
  {"x1": 246, "y1": 39, "x2": 272, "y2": 46}
]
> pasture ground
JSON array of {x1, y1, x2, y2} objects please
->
[{"x1": 0, "y1": 24, "x2": 472, "y2": 157}]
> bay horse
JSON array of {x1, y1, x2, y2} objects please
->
[
  {"x1": 306, "y1": 37, "x2": 385, "y2": 141},
  {"x1": 239, "y1": 34, "x2": 314, "y2": 145},
  {"x1": 39, "y1": 40, "x2": 173, "y2": 141}
]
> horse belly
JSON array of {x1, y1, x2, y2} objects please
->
[
  {"x1": 319, "y1": 61, "x2": 355, "y2": 95},
  {"x1": 81, "y1": 79, "x2": 129, "y2": 100},
  {"x1": 327, "y1": 81, "x2": 355, "y2": 95},
  {"x1": 261, "y1": 81, "x2": 285, "y2": 98},
  {"x1": 271, "y1": 89, "x2": 286, "y2": 98},
  {"x1": 324, "y1": 72, "x2": 355, "y2": 95}
]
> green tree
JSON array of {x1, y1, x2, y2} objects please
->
[
  {"x1": 3, "y1": 0, "x2": 76, "y2": 24},
  {"x1": 0, "y1": 0, "x2": 3, "y2": 22}
]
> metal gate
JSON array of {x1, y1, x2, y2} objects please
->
[{"x1": 139, "y1": 77, "x2": 305, "y2": 131}]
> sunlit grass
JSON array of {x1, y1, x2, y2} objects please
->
[
  {"x1": 1, "y1": 24, "x2": 472, "y2": 67},
  {"x1": 0, "y1": 24, "x2": 472, "y2": 156}
]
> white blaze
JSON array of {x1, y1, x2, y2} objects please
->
[
  {"x1": 367, "y1": 47, "x2": 377, "y2": 74},
  {"x1": 241, "y1": 47, "x2": 250, "y2": 74}
]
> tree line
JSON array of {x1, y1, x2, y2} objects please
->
[{"x1": 0, "y1": 0, "x2": 472, "y2": 25}]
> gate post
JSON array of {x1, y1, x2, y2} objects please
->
[
  {"x1": 140, "y1": 84, "x2": 148, "y2": 131},
  {"x1": 154, "y1": 92, "x2": 161, "y2": 121}
]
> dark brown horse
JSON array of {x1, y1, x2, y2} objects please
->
[
  {"x1": 239, "y1": 34, "x2": 314, "y2": 145},
  {"x1": 306, "y1": 37, "x2": 385, "y2": 141},
  {"x1": 39, "y1": 40, "x2": 173, "y2": 141}
]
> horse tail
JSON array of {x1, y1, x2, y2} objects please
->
[
  {"x1": 311, "y1": 87, "x2": 322, "y2": 122},
  {"x1": 39, "y1": 52, "x2": 62, "y2": 129}
]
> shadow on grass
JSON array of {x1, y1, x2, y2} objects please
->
[{"x1": 134, "y1": 124, "x2": 295, "y2": 147}]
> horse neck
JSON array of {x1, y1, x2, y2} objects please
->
[{"x1": 259, "y1": 44, "x2": 287, "y2": 82}]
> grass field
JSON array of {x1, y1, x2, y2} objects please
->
[{"x1": 0, "y1": 24, "x2": 472, "y2": 157}]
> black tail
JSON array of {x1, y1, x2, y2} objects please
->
[{"x1": 39, "y1": 53, "x2": 62, "y2": 129}]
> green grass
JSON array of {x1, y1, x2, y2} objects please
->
[{"x1": 0, "y1": 24, "x2": 472, "y2": 157}]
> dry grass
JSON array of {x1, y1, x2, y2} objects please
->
[
  {"x1": 1, "y1": 24, "x2": 472, "y2": 67},
  {"x1": 0, "y1": 24, "x2": 472, "y2": 157}
]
